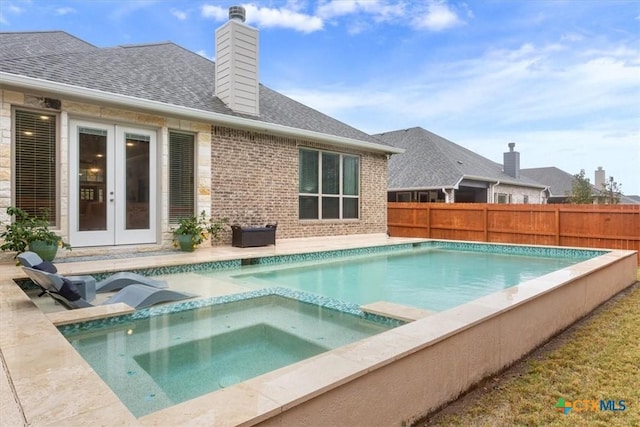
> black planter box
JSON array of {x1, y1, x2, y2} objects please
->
[{"x1": 231, "y1": 223, "x2": 277, "y2": 247}]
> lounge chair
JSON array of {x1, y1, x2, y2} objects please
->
[
  {"x1": 21, "y1": 266, "x2": 196, "y2": 310},
  {"x1": 17, "y1": 251, "x2": 168, "y2": 293}
]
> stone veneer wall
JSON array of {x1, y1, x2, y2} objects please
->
[
  {"x1": 211, "y1": 126, "x2": 388, "y2": 243},
  {"x1": 0, "y1": 88, "x2": 212, "y2": 259}
]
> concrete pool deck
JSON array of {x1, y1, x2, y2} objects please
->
[{"x1": 1, "y1": 234, "x2": 637, "y2": 426}]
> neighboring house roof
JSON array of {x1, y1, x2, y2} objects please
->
[
  {"x1": 626, "y1": 195, "x2": 640, "y2": 203},
  {"x1": 375, "y1": 127, "x2": 546, "y2": 190},
  {"x1": 620, "y1": 195, "x2": 640, "y2": 204},
  {"x1": 521, "y1": 167, "x2": 640, "y2": 204},
  {"x1": 520, "y1": 167, "x2": 576, "y2": 198},
  {"x1": 0, "y1": 31, "x2": 400, "y2": 153}
]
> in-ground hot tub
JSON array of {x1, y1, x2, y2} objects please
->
[{"x1": 59, "y1": 291, "x2": 398, "y2": 417}]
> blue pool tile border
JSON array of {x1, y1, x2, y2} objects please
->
[
  {"x1": 21, "y1": 240, "x2": 607, "y2": 291},
  {"x1": 89, "y1": 259, "x2": 242, "y2": 282},
  {"x1": 420, "y1": 240, "x2": 608, "y2": 259},
  {"x1": 57, "y1": 287, "x2": 405, "y2": 336},
  {"x1": 130, "y1": 241, "x2": 604, "y2": 278}
]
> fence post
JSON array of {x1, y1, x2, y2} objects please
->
[
  {"x1": 555, "y1": 207, "x2": 560, "y2": 246},
  {"x1": 483, "y1": 205, "x2": 488, "y2": 242}
]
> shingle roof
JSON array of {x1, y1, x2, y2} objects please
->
[
  {"x1": 520, "y1": 167, "x2": 575, "y2": 197},
  {"x1": 0, "y1": 31, "x2": 97, "y2": 59},
  {"x1": 0, "y1": 31, "x2": 384, "y2": 145},
  {"x1": 375, "y1": 127, "x2": 545, "y2": 190},
  {"x1": 522, "y1": 167, "x2": 640, "y2": 204}
]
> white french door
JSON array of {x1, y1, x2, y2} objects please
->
[{"x1": 69, "y1": 120, "x2": 157, "y2": 247}]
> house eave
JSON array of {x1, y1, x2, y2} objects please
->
[
  {"x1": 462, "y1": 175, "x2": 547, "y2": 189},
  {"x1": 1, "y1": 72, "x2": 404, "y2": 155}
]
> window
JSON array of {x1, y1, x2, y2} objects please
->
[
  {"x1": 397, "y1": 192, "x2": 412, "y2": 202},
  {"x1": 299, "y1": 148, "x2": 359, "y2": 220},
  {"x1": 523, "y1": 195, "x2": 529, "y2": 204},
  {"x1": 495, "y1": 193, "x2": 512, "y2": 204},
  {"x1": 168, "y1": 131, "x2": 195, "y2": 223},
  {"x1": 14, "y1": 110, "x2": 57, "y2": 224}
]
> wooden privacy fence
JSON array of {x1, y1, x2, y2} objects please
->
[{"x1": 388, "y1": 203, "x2": 640, "y2": 263}]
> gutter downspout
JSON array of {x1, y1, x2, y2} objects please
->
[
  {"x1": 541, "y1": 186, "x2": 549, "y2": 204},
  {"x1": 442, "y1": 188, "x2": 450, "y2": 203},
  {"x1": 489, "y1": 180, "x2": 500, "y2": 204}
]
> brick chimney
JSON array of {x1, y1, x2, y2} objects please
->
[
  {"x1": 215, "y1": 6, "x2": 259, "y2": 116},
  {"x1": 594, "y1": 166, "x2": 605, "y2": 190},
  {"x1": 503, "y1": 142, "x2": 520, "y2": 179}
]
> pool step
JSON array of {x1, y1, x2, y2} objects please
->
[{"x1": 360, "y1": 301, "x2": 435, "y2": 322}]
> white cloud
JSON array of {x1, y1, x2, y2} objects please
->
[
  {"x1": 243, "y1": 4, "x2": 323, "y2": 33},
  {"x1": 561, "y1": 32, "x2": 583, "y2": 42},
  {"x1": 55, "y1": 7, "x2": 76, "y2": 16},
  {"x1": 0, "y1": 1, "x2": 25, "y2": 25},
  {"x1": 411, "y1": 1, "x2": 465, "y2": 31},
  {"x1": 171, "y1": 8, "x2": 187, "y2": 21},
  {"x1": 196, "y1": 49, "x2": 214, "y2": 61},
  {"x1": 200, "y1": 5, "x2": 227, "y2": 21},
  {"x1": 201, "y1": 3, "x2": 323, "y2": 33},
  {"x1": 200, "y1": 1, "x2": 468, "y2": 34},
  {"x1": 279, "y1": 35, "x2": 639, "y2": 191},
  {"x1": 108, "y1": 0, "x2": 157, "y2": 21},
  {"x1": 317, "y1": 0, "x2": 401, "y2": 20}
]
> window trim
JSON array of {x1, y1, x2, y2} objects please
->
[{"x1": 298, "y1": 148, "x2": 360, "y2": 220}]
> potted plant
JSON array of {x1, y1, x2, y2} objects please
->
[
  {"x1": 171, "y1": 211, "x2": 228, "y2": 252},
  {"x1": 0, "y1": 206, "x2": 72, "y2": 261}
]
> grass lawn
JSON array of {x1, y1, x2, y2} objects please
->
[{"x1": 416, "y1": 268, "x2": 640, "y2": 427}]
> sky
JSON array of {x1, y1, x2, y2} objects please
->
[{"x1": 1, "y1": 0, "x2": 639, "y2": 195}]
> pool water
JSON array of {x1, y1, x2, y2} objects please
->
[
  {"x1": 223, "y1": 247, "x2": 591, "y2": 311},
  {"x1": 134, "y1": 324, "x2": 327, "y2": 402},
  {"x1": 61, "y1": 295, "x2": 392, "y2": 417}
]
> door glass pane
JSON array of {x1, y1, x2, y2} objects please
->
[
  {"x1": 322, "y1": 152, "x2": 339, "y2": 194},
  {"x1": 78, "y1": 127, "x2": 107, "y2": 231},
  {"x1": 125, "y1": 133, "x2": 150, "y2": 230}
]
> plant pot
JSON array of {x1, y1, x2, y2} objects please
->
[
  {"x1": 177, "y1": 234, "x2": 196, "y2": 252},
  {"x1": 28, "y1": 240, "x2": 58, "y2": 261}
]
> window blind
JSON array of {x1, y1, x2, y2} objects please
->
[
  {"x1": 168, "y1": 131, "x2": 195, "y2": 223},
  {"x1": 14, "y1": 110, "x2": 57, "y2": 224}
]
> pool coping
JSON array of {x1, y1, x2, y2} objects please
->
[{"x1": 1, "y1": 237, "x2": 636, "y2": 426}]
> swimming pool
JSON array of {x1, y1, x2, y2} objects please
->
[
  {"x1": 59, "y1": 293, "x2": 396, "y2": 417},
  {"x1": 6, "y1": 236, "x2": 635, "y2": 426},
  {"x1": 198, "y1": 242, "x2": 600, "y2": 312}
]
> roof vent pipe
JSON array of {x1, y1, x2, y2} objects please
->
[{"x1": 228, "y1": 6, "x2": 246, "y2": 22}]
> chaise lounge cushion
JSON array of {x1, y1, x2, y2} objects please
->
[
  {"x1": 33, "y1": 260, "x2": 58, "y2": 274},
  {"x1": 58, "y1": 277, "x2": 83, "y2": 301}
]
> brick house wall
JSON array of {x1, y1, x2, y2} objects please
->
[
  {"x1": 0, "y1": 89, "x2": 390, "y2": 258},
  {"x1": 493, "y1": 183, "x2": 547, "y2": 204},
  {"x1": 211, "y1": 126, "x2": 388, "y2": 244}
]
